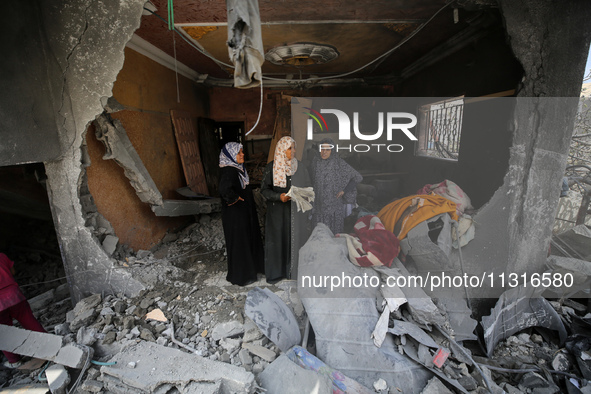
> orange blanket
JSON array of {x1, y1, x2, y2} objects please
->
[{"x1": 378, "y1": 194, "x2": 458, "y2": 240}]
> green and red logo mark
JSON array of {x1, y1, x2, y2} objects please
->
[{"x1": 303, "y1": 107, "x2": 329, "y2": 132}]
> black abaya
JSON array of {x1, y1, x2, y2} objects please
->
[
  {"x1": 260, "y1": 161, "x2": 310, "y2": 282},
  {"x1": 219, "y1": 166, "x2": 264, "y2": 285}
]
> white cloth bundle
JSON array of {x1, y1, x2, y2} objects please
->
[{"x1": 287, "y1": 186, "x2": 315, "y2": 212}]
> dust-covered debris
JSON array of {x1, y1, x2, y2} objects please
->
[
  {"x1": 1, "y1": 214, "x2": 298, "y2": 392},
  {"x1": 4, "y1": 214, "x2": 591, "y2": 394}
]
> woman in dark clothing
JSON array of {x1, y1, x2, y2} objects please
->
[
  {"x1": 219, "y1": 142, "x2": 264, "y2": 286},
  {"x1": 261, "y1": 136, "x2": 309, "y2": 283},
  {"x1": 311, "y1": 138, "x2": 363, "y2": 235}
]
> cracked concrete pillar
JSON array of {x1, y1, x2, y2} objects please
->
[
  {"x1": 500, "y1": 0, "x2": 591, "y2": 275},
  {"x1": 460, "y1": 0, "x2": 591, "y2": 297},
  {"x1": 38, "y1": 0, "x2": 146, "y2": 301}
]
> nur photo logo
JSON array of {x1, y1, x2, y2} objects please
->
[{"x1": 304, "y1": 107, "x2": 419, "y2": 153}]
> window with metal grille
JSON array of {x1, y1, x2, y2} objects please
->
[{"x1": 416, "y1": 97, "x2": 464, "y2": 161}]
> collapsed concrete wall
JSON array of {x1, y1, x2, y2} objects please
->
[{"x1": 33, "y1": 0, "x2": 147, "y2": 301}]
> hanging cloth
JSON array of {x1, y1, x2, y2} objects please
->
[{"x1": 226, "y1": 0, "x2": 264, "y2": 88}]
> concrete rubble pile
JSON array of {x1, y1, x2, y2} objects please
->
[
  {"x1": 1, "y1": 281, "x2": 289, "y2": 392},
  {"x1": 2, "y1": 216, "x2": 591, "y2": 393},
  {"x1": 0, "y1": 214, "x2": 299, "y2": 392}
]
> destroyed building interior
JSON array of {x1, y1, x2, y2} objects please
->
[{"x1": 2, "y1": 0, "x2": 591, "y2": 393}]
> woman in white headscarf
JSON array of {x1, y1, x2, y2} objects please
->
[
  {"x1": 219, "y1": 142, "x2": 263, "y2": 286},
  {"x1": 261, "y1": 136, "x2": 310, "y2": 284}
]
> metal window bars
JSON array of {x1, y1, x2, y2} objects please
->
[{"x1": 417, "y1": 97, "x2": 464, "y2": 160}]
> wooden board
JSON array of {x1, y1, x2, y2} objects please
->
[{"x1": 170, "y1": 110, "x2": 209, "y2": 195}]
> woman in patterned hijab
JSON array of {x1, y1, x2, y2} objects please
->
[
  {"x1": 272, "y1": 136, "x2": 298, "y2": 188},
  {"x1": 219, "y1": 142, "x2": 249, "y2": 189},
  {"x1": 218, "y1": 142, "x2": 263, "y2": 286},
  {"x1": 261, "y1": 136, "x2": 309, "y2": 284}
]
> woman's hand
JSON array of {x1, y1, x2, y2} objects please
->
[
  {"x1": 228, "y1": 197, "x2": 244, "y2": 206},
  {"x1": 336, "y1": 191, "x2": 344, "y2": 199},
  {"x1": 280, "y1": 193, "x2": 291, "y2": 203}
]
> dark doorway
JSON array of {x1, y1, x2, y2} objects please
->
[{"x1": 216, "y1": 122, "x2": 244, "y2": 152}]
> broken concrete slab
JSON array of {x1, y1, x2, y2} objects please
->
[
  {"x1": 54, "y1": 343, "x2": 94, "y2": 369},
  {"x1": 76, "y1": 326, "x2": 98, "y2": 346},
  {"x1": 244, "y1": 287, "x2": 301, "y2": 352},
  {"x1": 258, "y1": 354, "x2": 333, "y2": 394},
  {"x1": 238, "y1": 348, "x2": 253, "y2": 366},
  {"x1": 100, "y1": 341, "x2": 255, "y2": 393},
  {"x1": 518, "y1": 371, "x2": 552, "y2": 390},
  {"x1": 0, "y1": 324, "x2": 63, "y2": 361},
  {"x1": 0, "y1": 325, "x2": 92, "y2": 369},
  {"x1": 69, "y1": 308, "x2": 97, "y2": 332},
  {"x1": 242, "y1": 318, "x2": 264, "y2": 343},
  {"x1": 102, "y1": 235, "x2": 119, "y2": 256},
  {"x1": 151, "y1": 199, "x2": 222, "y2": 217},
  {"x1": 241, "y1": 342, "x2": 276, "y2": 362},
  {"x1": 434, "y1": 297, "x2": 477, "y2": 342},
  {"x1": 73, "y1": 294, "x2": 102, "y2": 316},
  {"x1": 211, "y1": 320, "x2": 244, "y2": 341},
  {"x1": 481, "y1": 286, "x2": 567, "y2": 357},
  {"x1": 94, "y1": 113, "x2": 163, "y2": 206},
  {"x1": 45, "y1": 364, "x2": 70, "y2": 394}
]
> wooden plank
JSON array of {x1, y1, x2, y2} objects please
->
[
  {"x1": 198, "y1": 117, "x2": 220, "y2": 197},
  {"x1": 170, "y1": 110, "x2": 209, "y2": 195}
]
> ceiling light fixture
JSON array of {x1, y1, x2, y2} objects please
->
[{"x1": 265, "y1": 43, "x2": 339, "y2": 67}]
